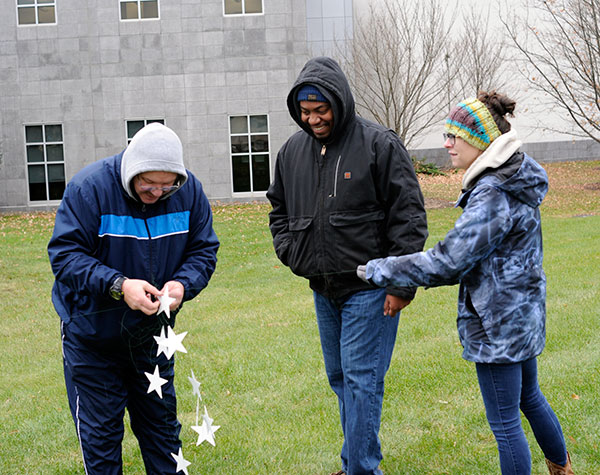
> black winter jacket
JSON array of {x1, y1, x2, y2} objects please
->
[{"x1": 267, "y1": 57, "x2": 428, "y2": 300}]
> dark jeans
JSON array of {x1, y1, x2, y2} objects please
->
[
  {"x1": 314, "y1": 288, "x2": 398, "y2": 475},
  {"x1": 476, "y1": 358, "x2": 568, "y2": 474}
]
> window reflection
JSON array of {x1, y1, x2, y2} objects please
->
[
  {"x1": 126, "y1": 119, "x2": 164, "y2": 144},
  {"x1": 17, "y1": 0, "x2": 56, "y2": 25},
  {"x1": 244, "y1": 0, "x2": 262, "y2": 14},
  {"x1": 231, "y1": 136, "x2": 249, "y2": 154},
  {"x1": 224, "y1": 0, "x2": 243, "y2": 15},
  {"x1": 230, "y1": 116, "x2": 248, "y2": 134},
  {"x1": 140, "y1": 0, "x2": 158, "y2": 18},
  {"x1": 17, "y1": 7, "x2": 36, "y2": 24},
  {"x1": 224, "y1": 0, "x2": 262, "y2": 15},
  {"x1": 229, "y1": 115, "x2": 270, "y2": 193},
  {"x1": 120, "y1": 0, "x2": 159, "y2": 20},
  {"x1": 250, "y1": 115, "x2": 268, "y2": 133},
  {"x1": 25, "y1": 124, "x2": 65, "y2": 201},
  {"x1": 250, "y1": 134, "x2": 268, "y2": 153},
  {"x1": 38, "y1": 6, "x2": 55, "y2": 23}
]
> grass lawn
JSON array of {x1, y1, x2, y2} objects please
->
[{"x1": 0, "y1": 160, "x2": 598, "y2": 474}]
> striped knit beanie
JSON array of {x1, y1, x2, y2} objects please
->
[{"x1": 445, "y1": 98, "x2": 501, "y2": 151}]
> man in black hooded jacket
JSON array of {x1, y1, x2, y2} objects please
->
[{"x1": 267, "y1": 57, "x2": 428, "y2": 474}]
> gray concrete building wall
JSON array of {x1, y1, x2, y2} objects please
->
[
  {"x1": 0, "y1": 0, "x2": 312, "y2": 211},
  {"x1": 305, "y1": 0, "x2": 353, "y2": 56},
  {"x1": 8, "y1": 1, "x2": 595, "y2": 212}
]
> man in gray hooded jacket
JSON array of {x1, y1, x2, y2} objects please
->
[
  {"x1": 48, "y1": 123, "x2": 219, "y2": 474},
  {"x1": 267, "y1": 57, "x2": 428, "y2": 475}
]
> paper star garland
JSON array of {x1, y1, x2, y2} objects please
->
[
  {"x1": 157, "y1": 285, "x2": 177, "y2": 318},
  {"x1": 162, "y1": 325, "x2": 188, "y2": 359},
  {"x1": 144, "y1": 365, "x2": 168, "y2": 399},
  {"x1": 153, "y1": 325, "x2": 187, "y2": 360},
  {"x1": 191, "y1": 406, "x2": 220, "y2": 446},
  {"x1": 170, "y1": 447, "x2": 192, "y2": 475},
  {"x1": 147, "y1": 294, "x2": 221, "y2": 457},
  {"x1": 188, "y1": 370, "x2": 202, "y2": 400},
  {"x1": 189, "y1": 369, "x2": 203, "y2": 429},
  {"x1": 153, "y1": 326, "x2": 168, "y2": 357}
]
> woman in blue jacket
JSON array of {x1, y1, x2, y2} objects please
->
[{"x1": 358, "y1": 92, "x2": 572, "y2": 474}]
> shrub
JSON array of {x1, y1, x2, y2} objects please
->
[{"x1": 411, "y1": 156, "x2": 446, "y2": 176}]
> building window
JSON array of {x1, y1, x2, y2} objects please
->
[
  {"x1": 120, "y1": 0, "x2": 159, "y2": 20},
  {"x1": 126, "y1": 119, "x2": 164, "y2": 144},
  {"x1": 229, "y1": 115, "x2": 270, "y2": 193},
  {"x1": 224, "y1": 0, "x2": 263, "y2": 15},
  {"x1": 25, "y1": 124, "x2": 65, "y2": 201},
  {"x1": 17, "y1": 0, "x2": 56, "y2": 25}
]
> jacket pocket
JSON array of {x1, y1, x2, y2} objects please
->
[
  {"x1": 328, "y1": 209, "x2": 385, "y2": 265},
  {"x1": 285, "y1": 216, "x2": 315, "y2": 277},
  {"x1": 328, "y1": 209, "x2": 385, "y2": 226},
  {"x1": 289, "y1": 216, "x2": 313, "y2": 231}
]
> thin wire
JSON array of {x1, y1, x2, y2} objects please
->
[{"x1": 61, "y1": 268, "x2": 361, "y2": 320}]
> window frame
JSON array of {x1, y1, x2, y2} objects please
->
[
  {"x1": 125, "y1": 118, "x2": 165, "y2": 145},
  {"x1": 24, "y1": 123, "x2": 66, "y2": 203},
  {"x1": 16, "y1": 0, "x2": 57, "y2": 26},
  {"x1": 223, "y1": 0, "x2": 264, "y2": 16},
  {"x1": 228, "y1": 114, "x2": 271, "y2": 196},
  {"x1": 119, "y1": 0, "x2": 160, "y2": 21}
]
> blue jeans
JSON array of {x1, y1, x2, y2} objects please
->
[
  {"x1": 314, "y1": 288, "x2": 399, "y2": 475},
  {"x1": 476, "y1": 358, "x2": 568, "y2": 474}
]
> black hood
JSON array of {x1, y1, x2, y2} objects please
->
[{"x1": 287, "y1": 57, "x2": 356, "y2": 144}]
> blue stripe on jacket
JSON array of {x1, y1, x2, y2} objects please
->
[{"x1": 98, "y1": 211, "x2": 190, "y2": 240}]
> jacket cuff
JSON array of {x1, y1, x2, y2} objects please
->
[{"x1": 385, "y1": 285, "x2": 417, "y2": 301}]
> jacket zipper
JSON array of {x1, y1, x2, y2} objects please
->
[
  {"x1": 141, "y1": 204, "x2": 155, "y2": 285},
  {"x1": 330, "y1": 155, "x2": 341, "y2": 198},
  {"x1": 317, "y1": 144, "x2": 329, "y2": 285}
]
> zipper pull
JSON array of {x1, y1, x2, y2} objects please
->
[{"x1": 321, "y1": 144, "x2": 326, "y2": 156}]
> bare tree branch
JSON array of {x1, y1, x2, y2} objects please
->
[
  {"x1": 334, "y1": 0, "x2": 514, "y2": 147},
  {"x1": 454, "y1": 4, "x2": 510, "y2": 96},
  {"x1": 502, "y1": 0, "x2": 600, "y2": 141},
  {"x1": 335, "y1": 0, "x2": 457, "y2": 147}
]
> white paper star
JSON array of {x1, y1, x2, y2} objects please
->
[
  {"x1": 170, "y1": 447, "x2": 191, "y2": 475},
  {"x1": 191, "y1": 406, "x2": 220, "y2": 446},
  {"x1": 144, "y1": 365, "x2": 168, "y2": 399},
  {"x1": 157, "y1": 285, "x2": 177, "y2": 318},
  {"x1": 153, "y1": 326, "x2": 168, "y2": 357},
  {"x1": 162, "y1": 325, "x2": 188, "y2": 359},
  {"x1": 188, "y1": 369, "x2": 202, "y2": 400}
]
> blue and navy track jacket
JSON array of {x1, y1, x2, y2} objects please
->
[{"x1": 48, "y1": 152, "x2": 219, "y2": 342}]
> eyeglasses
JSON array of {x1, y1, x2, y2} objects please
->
[
  {"x1": 443, "y1": 133, "x2": 456, "y2": 146},
  {"x1": 137, "y1": 176, "x2": 180, "y2": 193}
]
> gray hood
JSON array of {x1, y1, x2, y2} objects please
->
[{"x1": 121, "y1": 122, "x2": 188, "y2": 201}]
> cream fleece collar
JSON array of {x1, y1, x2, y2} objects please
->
[{"x1": 462, "y1": 129, "x2": 522, "y2": 190}]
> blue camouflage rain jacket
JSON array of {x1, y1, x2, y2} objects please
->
[{"x1": 366, "y1": 152, "x2": 548, "y2": 363}]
